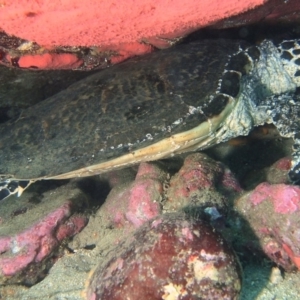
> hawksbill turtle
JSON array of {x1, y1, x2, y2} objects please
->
[{"x1": 0, "y1": 38, "x2": 300, "y2": 200}]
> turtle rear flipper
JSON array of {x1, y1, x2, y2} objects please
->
[
  {"x1": 0, "y1": 179, "x2": 32, "y2": 201},
  {"x1": 261, "y1": 93, "x2": 300, "y2": 183}
]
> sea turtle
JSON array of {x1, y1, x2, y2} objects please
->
[{"x1": 1, "y1": 38, "x2": 300, "y2": 200}]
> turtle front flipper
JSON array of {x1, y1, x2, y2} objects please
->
[
  {"x1": 262, "y1": 93, "x2": 300, "y2": 183},
  {"x1": 0, "y1": 178, "x2": 32, "y2": 201},
  {"x1": 277, "y1": 40, "x2": 300, "y2": 88},
  {"x1": 256, "y1": 39, "x2": 300, "y2": 183}
]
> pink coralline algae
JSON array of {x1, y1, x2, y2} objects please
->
[
  {"x1": 164, "y1": 153, "x2": 242, "y2": 215},
  {"x1": 86, "y1": 213, "x2": 242, "y2": 300},
  {"x1": 101, "y1": 162, "x2": 167, "y2": 228},
  {"x1": 272, "y1": 157, "x2": 292, "y2": 171},
  {"x1": 235, "y1": 182, "x2": 300, "y2": 271},
  {"x1": 17, "y1": 53, "x2": 83, "y2": 69},
  {"x1": 250, "y1": 182, "x2": 300, "y2": 214},
  {"x1": 0, "y1": 199, "x2": 88, "y2": 285}
]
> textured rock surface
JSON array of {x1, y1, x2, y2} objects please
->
[
  {"x1": 0, "y1": 3, "x2": 299, "y2": 297},
  {"x1": 101, "y1": 162, "x2": 167, "y2": 229},
  {"x1": 235, "y1": 182, "x2": 300, "y2": 271},
  {"x1": 265, "y1": 157, "x2": 291, "y2": 185},
  {"x1": 86, "y1": 213, "x2": 242, "y2": 300},
  {"x1": 164, "y1": 153, "x2": 242, "y2": 219},
  {"x1": 1, "y1": 151, "x2": 300, "y2": 298},
  {"x1": 2, "y1": 1, "x2": 300, "y2": 69},
  {"x1": 0, "y1": 0, "x2": 265, "y2": 47},
  {"x1": 17, "y1": 53, "x2": 83, "y2": 69},
  {"x1": 0, "y1": 182, "x2": 88, "y2": 285},
  {"x1": 213, "y1": 0, "x2": 300, "y2": 30}
]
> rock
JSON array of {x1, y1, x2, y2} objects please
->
[
  {"x1": 0, "y1": 1, "x2": 265, "y2": 48},
  {"x1": 85, "y1": 213, "x2": 242, "y2": 300},
  {"x1": 213, "y1": 0, "x2": 300, "y2": 30},
  {"x1": 235, "y1": 182, "x2": 300, "y2": 271},
  {"x1": 101, "y1": 162, "x2": 168, "y2": 229},
  {"x1": 99, "y1": 167, "x2": 137, "y2": 188},
  {"x1": 0, "y1": 182, "x2": 88, "y2": 285},
  {"x1": 164, "y1": 153, "x2": 242, "y2": 219},
  {"x1": 1, "y1": 1, "x2": 299, "y2": 69},
  {"x1": 265, "y1": 157, "x2": 291, "y2": 185},
  {"x1": 18, "y1": 53, "x2": 83, "y2": 69}
]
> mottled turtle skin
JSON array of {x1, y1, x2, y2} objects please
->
[{"x1": 1, "y1": 38, "x2": 300, "y2": 200}]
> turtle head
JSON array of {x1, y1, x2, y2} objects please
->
[{"x1": 277, "y1": 40, "x2": 300, "y2": 88}]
